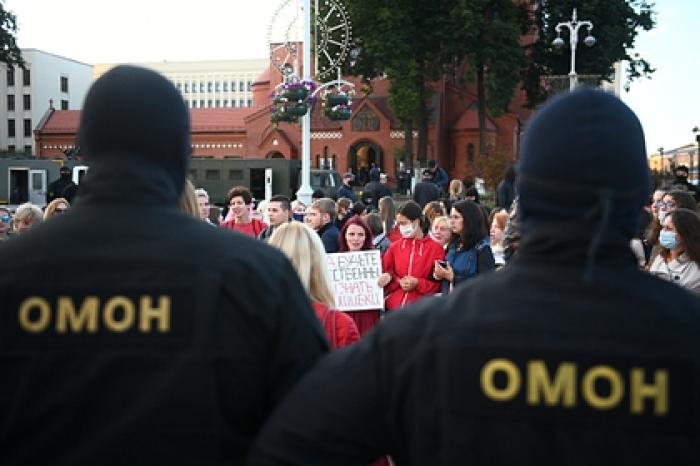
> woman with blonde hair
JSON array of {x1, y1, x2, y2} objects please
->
[
  {"x1": 179, "y1": 179, "x2": 200, "y2": 219},
  {"x1": 13, "y1": 202, "x2": 43, "y2": 235},
  {"x1": 269, "y1": 221, "x2": 359, "y2": 349},
  {"x1": 429, "y1": 215, "x2": 451, "y2": 248},
  {"x1": 448, "y1": 179, "x2": 465, "y2": 202},
  {"x1": 43, "y1": 198, "x2": 70, "y2": 220}
]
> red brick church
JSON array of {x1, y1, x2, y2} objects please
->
[{"x1": 35, "y1": 55, "x2": 532, "y2": 185}]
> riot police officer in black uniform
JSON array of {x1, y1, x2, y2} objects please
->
[
  {"x1": 0, "y1": 66, "x2": 327, "y2": 465},
  {"x1": 249, "y1": 89, "x2": 700, "y2": 465},
  {"x1": 46, "y1": 165, "x2": 78, "y2": 204}
]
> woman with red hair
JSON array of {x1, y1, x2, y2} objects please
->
[{"x1": 338, "y1": 215, "x2": 382, "y2": 336}]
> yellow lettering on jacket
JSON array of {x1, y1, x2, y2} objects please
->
[
  {"x1": 56, "y1": 296, "x2": 99, "y2": 333},
  {"x1": 527, "y1": 360, "x2": 577, "y2": 407},
  {"x1": 18, "y1": 297, "x2": 51, "y2": 333},
  {"x1": 630, "y1": 368, "x2": 668, "y2": 416},
  {"x1": 16, "y1": 295, "x2": 171, "y2": 334},
  {"x1": 481, "y1": 358, "x2": 521, "y2": 402},
  {"x1": 139, "y1": 296, "x2": 170, "y2": 332},
  {"x1": 581, "y1": 365, "x2": 624, "y2": 410},
  {"x1": 103, "y1": 296, "x2": 136, "y2": 332}
]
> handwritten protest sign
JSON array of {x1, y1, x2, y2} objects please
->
[{"x1": 326, "y1": 250, "x2": 384, "y2": 311}]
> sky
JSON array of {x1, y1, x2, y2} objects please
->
[{"x1": 5, "y1": 0, "x2": 698, "y2": 154}]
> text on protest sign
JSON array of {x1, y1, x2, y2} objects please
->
[{"x1": 326, "y1": 250, "x2": 384, "y2": 311}]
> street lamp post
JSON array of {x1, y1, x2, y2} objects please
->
[
  {"x1": 693, "y1": 127, "x2": 700, "y2": 184},
  {"x1": 552, "y1": 8, "x2": 596, "y2": 92}
]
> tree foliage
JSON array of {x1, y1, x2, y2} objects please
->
[
  {"x1": 523, "y1": 0, "x2": 655, "y2": 106},
  {"x1": 456, "y1": 0, "x2": 528, "y2": 155},
  {"x1": 0, "y1": 2, "x2": 23, "y2": 68},
  {"x1": 344, "y1": 0, "x2": 457, "y2": 167}
]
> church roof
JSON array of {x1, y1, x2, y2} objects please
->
[
  {"x1": 453, "y1": 103, "x2": 498, "y2": 132},
  {"x1": 41, "y1": 110, "x2": 81, "y2": 134},
  {"x1": 38, "y1": 108, "x2": 255, "y2": 135}
]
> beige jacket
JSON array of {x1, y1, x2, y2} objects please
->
[{"x1": 649, "y1": 252, "x2": 700, "y2": 294}]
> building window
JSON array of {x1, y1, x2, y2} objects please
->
[
  {"x1": 6, "y1": 67, "x2": 14, "y2": 86},
  {"x1": 199, "y1": 100, "x2": 205, "y2": 108},
  {"x1": 7, "y1": 95, "x2": 14, "y2": 111},
  {"x1": 8, "y1": 144, "x2": 15, "y2": 152},
  {"x1": 24, "y1": 145, "x2": 32, "y2": 154},
  {"x1": 467, "y1": 143, "x2": 475, "y2": 163},
  {"x1": 247, "y1": 80, "x2": 252, "y2": 91},
  {"x1": 223, "y1": 81, "x2": 229, "y2": 92},
  {"x1": 247, "y1": 99, "x2": 252, "y2": 107},
  {"x1": 239, "y1": 99, "x2": 245, "y2": 107},
  {"x1": 60, "y1": 76, "x2": 69, "y2": 93},
  {"x1": 239, "y1": 81, "x2": 244, "y2": 92},
  {"x1": 205, "y1": 169, "x2": 220, "y2": 181},
  {"x1": 7, "y1": 119, "x2": 15, "y2": 138},
  {"x1": 207, "y1": 100, "x2": 212, "y2": 107},
  {"x1": 22, "y1": 69, "x2": 30, "y2": 86},
  {"x1": 215, "y1": 99, "x2": 220, "y2": 107},
  {"x1": 61, "y1": 100, "x2": 69, "y2": 110},
  {"x1": 184, "y1": 83, "x2": 189, "y2": 93},
  {"x1": 23, "y1": 94, "x2": 30, "y2": 110},
  {"x1": 24, "y1": 118, "x2": 32, "y2": 137},
  {"x1": 199, "y1": 82, "x2": 205, "y2": 93},
  {"x1": 231, "y1": 81, "x2": 237, "y2": 91},
  {"x1": 223, "y1": 99, "x2": 229, "y2": 107},
  {"x1": 207, "y1": 82, "x2": 213, "y2": 93},
  {"x1": 175, "y1": 82, "x2": 182, "y2": 92},
  {"x1": 215, "y1": 82, "x2": 220, "y2": 92}
]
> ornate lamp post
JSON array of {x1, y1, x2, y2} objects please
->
[
  {"x1": 694, "y1": 127, "x2": 700, "y2": 183},
  {"x1": 552, "y1": 8, "x2": 596, "y2": 92},
  {"x1": 268, "y1": 0, "x2": 353, "y2": 205}
]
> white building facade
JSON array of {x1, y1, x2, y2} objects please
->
[
  {"x1": 0, "y1": 49, "x2": 92, "y2": 155},
  {"x1": 94, "y1": 59, "x2": 268, "y2": 110}
]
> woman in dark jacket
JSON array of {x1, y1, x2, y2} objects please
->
[{"x1": 434, "y1": 200, "x2": 495, "y2": 293}]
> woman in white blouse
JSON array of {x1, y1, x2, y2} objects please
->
[{"x1": 649, "y1": 208, "x2": 700, "y2": 293}]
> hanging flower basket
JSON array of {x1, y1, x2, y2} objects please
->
[
  {"x1": 327, "y1": 94, "x2": 350, "y2": 106},
  {"x1": 287, "y1": 103, "x2": 309, "y2": 116},
  {"x1": 270, "y1": 78, "x2": 318, "y2": 126},
  {"x1": 283, "y1": 88, "x2": 309, "y2": 102},
  {"x1": 323, "y1": 105, "x2": 352, "y2": 121},
  {"x1": 321, "y1": 88, "x2": 354, "y2": 121}
]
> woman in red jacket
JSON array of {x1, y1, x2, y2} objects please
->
[
  {"x1": 338, "y1": 215, "x2": 383, "y2": 337},
  {"x1": 378, "y1": 200, "x2": 445, "y2": 310},
  {"x1": 269, "y1": 221, "x2": 359, "y2": 349}
]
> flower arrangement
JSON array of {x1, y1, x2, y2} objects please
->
[
  {"x1": 321, "y1": 87, "x2": 354, "y2": 121},
  {"x1": 270, "y1": 78, "x2": 318, "y2": 125}
]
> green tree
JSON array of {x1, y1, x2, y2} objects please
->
[
  {"x1": 523, "y1": 0, "x2": 655, "y2": 106},
  {"x1": 344, "y1": 0, "x2": 460, "y2": 169},
  {"x1": 457, "y1": 0, "x2": 528, "y2": 157},
  {"x1": 0, "y1": 2, "x2": 23, "y2": 68}
]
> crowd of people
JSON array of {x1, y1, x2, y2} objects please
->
[{"x1": 1, "y1": 66, "x2": 699, "y2": 465}]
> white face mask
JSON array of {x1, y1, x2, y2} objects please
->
[{"x1": 399, "y1": 223, "x2": 416, "y2": 238}]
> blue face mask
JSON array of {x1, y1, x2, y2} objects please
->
[
  {"x1": 292, "y1": 213, "x2": 305, "y2": 222},
  {"x1": 1, "y1": 215, "x2": 9, "y2": 224},
  {"x1": 659, "y1": 230, "x2": 677, "y2": 250}
]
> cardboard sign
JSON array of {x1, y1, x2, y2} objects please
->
[{"x1": 326, "y1": 250, "x2": 384, "y2": 311}]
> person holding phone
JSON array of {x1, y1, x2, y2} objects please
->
[{"x1": 434, "y1": 200, "x2": 495, "y2": 294}]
